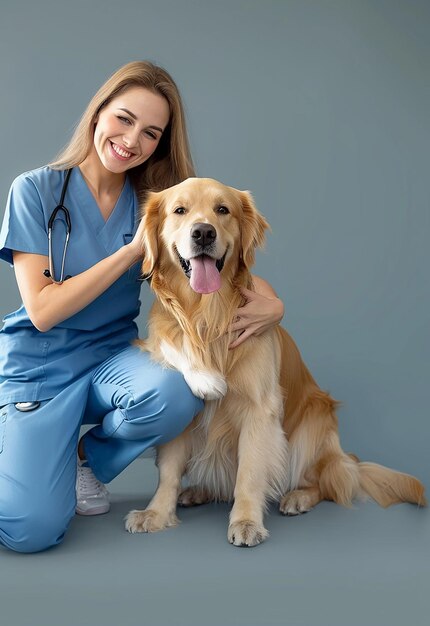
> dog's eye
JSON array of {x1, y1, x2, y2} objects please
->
[
  {"x1": 217, "y1": 206, "x2": 230, "y2": 215},
  {"x1": 174, "y1": 207, "x2": 187, "y2": 215}
]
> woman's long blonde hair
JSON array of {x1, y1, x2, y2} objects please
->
[{"x1": 49, "y1": 61, "x2": 195, "y2": 198}]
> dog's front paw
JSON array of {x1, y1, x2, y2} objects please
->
[
  {"x1": 227, "y1": 520, "x2": 269, "y2": 547},
  {"x1": 124, "y1": 509, "x2": 179, "y2": 533},
  {"x1": 184, "y1": 369, "x2": 227, "y2": 400}
]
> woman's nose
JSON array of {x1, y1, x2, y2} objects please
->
[{"x1": 123, "y1": 128, "x2": 139, "y2": 149}]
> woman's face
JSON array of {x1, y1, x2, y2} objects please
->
[{"x1": 93, "y1": 86, "x2": 170, "y2": 174}]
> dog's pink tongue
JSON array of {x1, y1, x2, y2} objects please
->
[{"x1": 189, "y1": 256, "x2": 221, "y2": 294}]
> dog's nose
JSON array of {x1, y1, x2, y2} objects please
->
[{"x1": 191, "y1": 223, "x2": 217, "y2": 247}]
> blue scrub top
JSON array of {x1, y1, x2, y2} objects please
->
[{"x1": 0, "y1": 166, "x2": 143, "y2": 404}]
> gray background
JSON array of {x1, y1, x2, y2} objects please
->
[{"x1": 0, "y1": 1, "x2": 429, "y2": 625}]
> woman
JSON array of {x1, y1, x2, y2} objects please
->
[{"x1": 0, "y1": 61, "x2": 283, "y2": 554}]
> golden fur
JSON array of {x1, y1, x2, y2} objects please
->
[{"x1": 124, "y1": 177, "x2": 426, "y2": 546}]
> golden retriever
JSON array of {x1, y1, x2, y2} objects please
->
[{"x1": 124, "y1": 177, "x2": 426, "y2": 546}]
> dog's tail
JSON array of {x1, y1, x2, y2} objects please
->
[
  {"x1": 312, "y1": 448, "x2": 427, "y2": 508},
  {"x1": 357, "y1": 461, "x2": 427, "y2": 508},
  {"x1": 310, "y1": 449, "x2": 427, "y2": 509},
  {"x1": 288, "y1": 414, "x2": 427, "y2": 508}
]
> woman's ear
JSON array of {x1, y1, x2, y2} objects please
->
[
  {"x1": 239, "y1": 190, "x2": 270, "y2": 269},
  {"x1": 140, "y1": 191, "x2": 164, "y2": 277}
]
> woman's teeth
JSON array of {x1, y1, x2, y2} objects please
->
[{"x1": 111, "y1": 142, "x2": 132, "y2": 158}]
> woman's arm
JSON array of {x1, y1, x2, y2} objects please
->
[
  {"x1": 13, "y1": 239, "x2": 143, "y2": 333},
  {"x1": 228, "y1": 275, "x2": 284, "y2": 349}
]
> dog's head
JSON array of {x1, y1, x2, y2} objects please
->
[{"x1": 140, "y1": 177, "x2": 269, "y2": 294}]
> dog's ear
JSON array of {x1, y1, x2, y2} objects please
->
[
  {"x1": 239, "y1": 190, "x2": 270, "y2": 269},
  {"x1": 140, "y1": 191, "x2": 164, "y2": 277}
]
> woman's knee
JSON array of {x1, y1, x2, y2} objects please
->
[
  {"x1": 123, "y1": 369, "x2": 204, "y2": 441},
  {"x1": 0, "y1": 504, "x2": 73, "y2": 554},
  {"x1": 156, "y1": 374, "x2": 204, "y2": 440}
]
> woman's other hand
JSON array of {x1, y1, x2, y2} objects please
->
[{"x1": 229, "y1": 277, "x2": 284, "y2": 349}]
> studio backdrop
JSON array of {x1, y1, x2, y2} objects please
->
[{"x1": 0, "y1": 0, "x2": 428, "y2": 481}]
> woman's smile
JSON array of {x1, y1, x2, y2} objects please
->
[{"x1": 109, "y1": 141, "x2": 135, "y2": 161}]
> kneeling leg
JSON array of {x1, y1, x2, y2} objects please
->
[{"x1": 82, "y1": 346, "x2": 203, "y2": 484}]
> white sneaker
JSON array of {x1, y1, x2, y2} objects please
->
[{"x1": 76, "y1": 457, "x2": 110, "y2": 516}]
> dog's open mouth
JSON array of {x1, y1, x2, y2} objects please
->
[{"x1": 175, "y1": 247, "x2": 227, "y2": 294}]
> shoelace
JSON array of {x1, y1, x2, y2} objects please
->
[{"x1": 77, "y1": 465, "x2": 104, "y2": 495}]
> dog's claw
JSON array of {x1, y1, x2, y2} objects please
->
[
  {"x1": 227, "y1": 520, "x2": 268, "y2": 547},
  {"x1": 279, "y1": 490, "x2": 315, "y2": 516},
  {"x1": 124, "y1": 509, "x2": 179, "y2": 533}
]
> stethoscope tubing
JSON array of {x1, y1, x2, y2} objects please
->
[
  {"x1": 48, "y1": 214, "x2": 70, "y2": 285},
  {"x1": 45, "y1": 168, "x2": 73, "y2": 284}
]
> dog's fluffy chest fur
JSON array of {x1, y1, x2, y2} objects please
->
[{"x1": 186, "y1": 407, "x2": 239, "y2": 501}]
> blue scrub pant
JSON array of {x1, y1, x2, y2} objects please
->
[{"x1": 0, "y1": 345, "x2": 203, "y2": 554}]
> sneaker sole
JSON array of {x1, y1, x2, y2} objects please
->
[{"x1": 75, "y1": 504, "x2": 110, "y2": 516}]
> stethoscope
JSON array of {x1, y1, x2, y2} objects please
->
[
  {"x1": 43, "y1": 168, "x2": 73, "y2": 284},
  {"x1": 8, "y1": 169, "x2": 74, "y2": 412}
]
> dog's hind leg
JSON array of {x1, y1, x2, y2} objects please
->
[
  {"x1": 279, "y1": 450, "x2": 361, "y2": 515},
  {"x1": 279, "y1": 486, "x2": 322, "y2": 516},
  {"x1": 178, "y1": 486, "x2": 213, "y2": 507},
  {"x1": 278, "y1": 451, "x2": 358, "y2": 516},
  {"x1": 282, "y1": 389, "x2": 361, "y2": 514}
]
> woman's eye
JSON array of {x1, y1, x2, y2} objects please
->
[
  {"x1": 174, "y1": 207, "x2": 186, "y2": 215},
  {"x1": 217, "y1": 206, "x2": 230, "y2": 215},
  {"x1": 145, "y1": 131, "x2": 157, "y2": 140},
  {"x1": 118, "y1": 116, "x2": 132, "y2": 125}
]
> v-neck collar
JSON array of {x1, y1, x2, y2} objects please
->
[{"x1": 72, "y1": 167, "x2": 135, "y2": 252}]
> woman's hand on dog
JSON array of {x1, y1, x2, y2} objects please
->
[
  {"x1": 229, "y1": 278, "x2": 284, "y2": 349},
  {"x1": 126, "y1": 219, "x2": 147, "y2": 265}
]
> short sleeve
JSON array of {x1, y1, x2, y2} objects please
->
[{"x1": 0, "y1": 174, "x2": 48, "y2": 266}]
